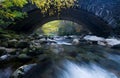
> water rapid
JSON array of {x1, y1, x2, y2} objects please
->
[{"x1": 58, "y1": 60, "x2": 118, "y2": 78}]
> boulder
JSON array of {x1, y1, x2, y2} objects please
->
[
  {"x1": 0, "y1": 47, "x2": 6, "y2": 56},
  {"x1": 7, "y1": 39, "x2": 18, "y2": 48},
  {"x1": 18, "y1": 54, "x2": 30, "y2": 59},
  {"x1": 27, "y1": 47, "x2": 44, "y2": 56},
  {"x1": 91, "y1": 41, "x2": 98, "y2": 45},
  {"x1": 97, "y1": 41, "x2": 107, "y2": 46},
  {"x1": 79, "y1": 39, "x2": 90, "y2": 45},
  {"x1": 65, "y1": 36, "x2": 73, "y2": 39},
  {"x1": 16, "y1": 41, "x2": 30, "y2": 49},
  {"x1": 17, "y1": 54, "x2": 32, "y2": 62},
  {"x1": 0, "y1": 54, "x2": 10, "y2": 61},
  {"x1": 72, "y1": 39, "x2": 80, "y2": 45},
  {"x1": 11, "y1": 64, "x2": 37, "y2": 78},
  {"x1": 0, "y1": 41, "x2": 8, "y2": 47},
  {"x1": 5, "y1": 48, "x2": 16, "y2": 53}
]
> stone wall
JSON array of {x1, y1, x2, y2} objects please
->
[{"x1": 78, "y1": 0, "x2": 120, "y2": 28}]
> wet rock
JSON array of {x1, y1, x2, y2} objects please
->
[
  {"x1": 17, "y1": 54, "x2": 32, "y2": 62},
  {"x1": 7, "y1": 39, "x2": 18, "y2": 48},
  {"x1": 8, "y1": 50, "x2": 18, "y2": 55},
  {"x1": 98, "y1": 41, "x2": 107, "y2": 46},
  {"x1": 0, "y1": 47, "x2": 6, "y2": 56},
  {"x1": 18, "y1": 54, "x2": 30, "y2": 59},
  {"x1": 31, "y1": 33, "x2": 39, "y2": 38},
  {"x1": 111, "y1": 44, "x2": 120, "y2": 50},
  {"x1": 65, "y1": 36, "x2": 73, "y2": 39},
  {"x1": 79, "y1": 39, "x2": 89, "y2": 45},
  {"x1": 27, "y1": 36, "x2": 34, "y2": 40},
  {"x1": 30, "y1": 42, "x2": 41, "y2": 49},
  {"x1": 38, "y1": 35, "x2": 44, "y2": 39},
  {"x1": 23, "y1": 59, "x2": 52, "y2": 78},
  {"x1": 11, "y1": 64, "x2": 37, "y2": 78},
  {"x1": 0, "y1": 34, "x2": 12, "y2": 39},
  {"x1": 0, "y1": 54, "x2": 10, "y2": 61},
  {"x1": 16, "y1": 41, "x2": 30, "y2": 49},
  {"x1": 21, "y1": 48, "x2": 29, "y2": 54},
  {"x1": 0, "y1": 41, "x2": 8, "y2": 47},
  {"x1": 10, "y1": 39, "x2": 18, "y2": 42},
  {"x1": 91, "y1": 41, "x2": 98, "y2": 45},
  {"x1": 39, "y1": 38, "x2": 48, "y2": 44},
  {"x1": 27, "y1": 48, "x2": 44, "y2": 56},
  {"x1": 72, "y1": 39, "x2": 80, "y2": 45},
  {"x1": 5, "y1": 48, "x2": 16, "y2": 53}
]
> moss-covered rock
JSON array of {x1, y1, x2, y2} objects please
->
[
  {"x1": 0, "y1": 41, "x2": 8, "y2": 47},
  {"x1": 16, "y1": 41, "x2": 30, "y2": 49},
  {"x1": 0, "y1": 47, "x2": 6, "y2": 56},
  {"x1": 7, "y1": 39, "x2": 18, "y2": 48}
]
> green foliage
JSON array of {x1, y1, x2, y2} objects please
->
[
  {"x1": 0, "y1": 0, "x2": 27, "y2": 28},
  {"x1": 40, "y1": 21, "x2": 60, "y2": 36},
  {"x1": 58, "y1": 20, "x2": 82, "y2": 36},
  {"x1": 0, "y1": 0, "x2": 76, "y2": 28},
  {"x1": 31, "y1": 0, "x2": 76, "y2": 15},
  {"x1": 36, "y1": 20, "x2": 83, "y2": 36}
]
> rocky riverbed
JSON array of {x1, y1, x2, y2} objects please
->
[{"x1": 0, "y1": 32, "x2": 120, "y2": 78}]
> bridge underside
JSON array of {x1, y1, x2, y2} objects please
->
[{"x1": 8, "y1": 8, "x2": 112, "y2": 37}]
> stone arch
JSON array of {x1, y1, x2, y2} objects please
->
[
  {"x1": 8, "y1": 8, "x2": 112, "y2": 37},
  {"x1": 7, "y1": 0, "x2": 120, "y2": 37}
]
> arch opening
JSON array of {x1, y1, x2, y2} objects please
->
[{"x1": 35, "y1": 20, "x2": 91, "y2": 36}]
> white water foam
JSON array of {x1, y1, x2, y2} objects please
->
[{"x1": 59, "y1": 60, "x2": 118, "y2": 78}]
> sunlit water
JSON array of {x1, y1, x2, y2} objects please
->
[{"x1": 57, "y1": 60, "x2": 118, "y2": 78}]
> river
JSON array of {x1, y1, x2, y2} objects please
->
[{"x1": 0, "y1": 35, "x2": 120, "y2": 78}]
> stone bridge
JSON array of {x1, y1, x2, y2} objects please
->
[{"x1": 8, "y1": 0, "x2": 120, "y2": 37}]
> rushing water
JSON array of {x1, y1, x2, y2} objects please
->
[
  {"x1": 58, "y1": 60, "x2": 118, "y2": 78},
  {"x1": 1, "y1": 35, "x2": 120, "y2": 78},
  {"x1": 107, "y1": 54, "x2": 120, "y2": 64},
  {"x1": 0, "y1": 67, "x2": 12, "y2": 78}
]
